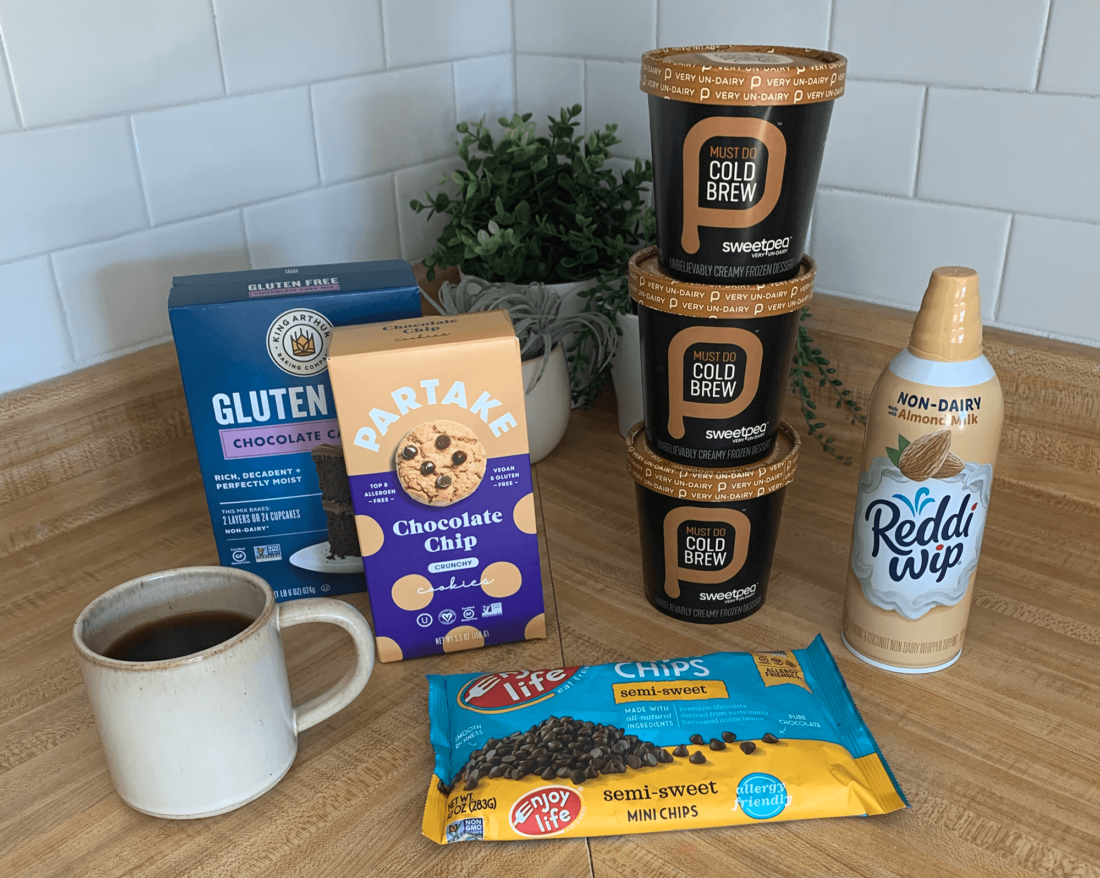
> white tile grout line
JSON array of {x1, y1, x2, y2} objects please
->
[
  {"x1": 378, "y1": 0, "x2": 390, "y2": 69},
  {"x1": 911, "y1": 85, "x2": 929, "y2": 197},
  {"x1": 450, "y1": 59, "x2": 460, "y2": 131},
  {"x1": 0, "y1": 25, "x2": 25, "y2": 129},
  {"x1": 0, "y1": 59, "x2": 526, "y2": 135},
  {"x1": 307, "y1": 85, "x2": 324, "y2": 185},
  {"x1": 1032, "y1": 0, "x2": 1055, "y2": 92},
  {"x1": 237, "y1": 209, "x2": 255, "y2": 270},
  {"x1": 4, "y1": 174, "x2": 1098, "y2": 274},
  {"x1": 510, "y1": 0, "x2": 519, "y2": 115},
  {"x1": 992, "y1": 214, "x2": 1015, "y2": 323},
  {"x1": 814, "y1": 185, "x2": 1100, "y2": 226},
  {"x1": 128, "y1": 116, "x2": 155, "y2": 229},
  {"x1": 813, "y1": 286, "x2": 1100, "y2": 347},
  {"x1": 391, "y1": 173, "x2": 407, "y2": 260},
  {"x1": 2, "y1": 63, "x2": 1093, "y2": 139},
  {"x1": 0, "y1": 161, "x2": 457, "y2": 270},
  {"x1": 206, "y1": 0, "x2": 229, "y2": 96},
  {"x1": 46, "y1": 253, "x2": 78, "y2": 364}
]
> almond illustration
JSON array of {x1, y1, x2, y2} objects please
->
[
  {"x1": 897, "y1": 429, "x2": 952, "y2": 481},
  {"x1": 934, "y1": 452, "x2": 964, "y2": 479}
]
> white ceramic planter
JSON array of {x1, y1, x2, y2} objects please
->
[
  {"x1": 522, "y1": 343, "x2": 572, "y2": 464},
  {"x1": 610, "y1": 311, "x2": 643, "y2": 437}
]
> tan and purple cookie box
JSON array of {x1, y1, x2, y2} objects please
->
[{"x1": 327, "y1": 311, "x2": 546, "y2": 662}]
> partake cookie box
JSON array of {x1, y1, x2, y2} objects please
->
[
  {"x1": 168, "y1": 260, "x2": 421, "y2": 601},
  {"x1": 327, "y1": 310, "x2": 547, "y2": 662}
]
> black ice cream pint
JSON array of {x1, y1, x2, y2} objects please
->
[
  {"x1": 641, "y1": 45, "x2": 845, "y2": 284},
  {"x1": 630, "y1": 247, "x2": 814, "y2": 467},
  {"x1": 627, "y1": 421, "x2": 800, "y2": 625}
]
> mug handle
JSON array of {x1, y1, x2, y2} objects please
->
[{"x1": 276, "y1": 598, "x2": 376, "y2": 734}]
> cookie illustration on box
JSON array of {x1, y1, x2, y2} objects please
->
[{"x1": 396, "y1": 420, "x2": 487, "y2": 506}]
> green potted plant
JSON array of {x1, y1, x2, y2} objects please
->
[
  {"x1": 423, "y1": 277, "x2": 618, "y2": 462},
  {"x1": 411, "y1": 105, "x2": 653, "y2": 418}
]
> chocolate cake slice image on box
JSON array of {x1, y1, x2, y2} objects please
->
[{"x1": 287, "y1": 444, "x2": 363, "y2": 574}]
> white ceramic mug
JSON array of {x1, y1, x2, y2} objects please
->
[{"x1": 72, "y1": 566, "x2": 376, "y2": 819}]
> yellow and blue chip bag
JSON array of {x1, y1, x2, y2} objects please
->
[{"x1": 423, "y1": 635, "x2": 906, "y2": 843}]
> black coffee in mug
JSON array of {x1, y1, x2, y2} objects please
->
[{"x1": 103, "y1": 610, "x2": 254, "y2": 662}]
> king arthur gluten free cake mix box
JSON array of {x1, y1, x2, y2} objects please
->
[
  {"x1": 168, "y1": 261, "x2": 420, "y2": 601},
  {"x1": 327, "y1": 311, "x2": 546, "y2": 662}
]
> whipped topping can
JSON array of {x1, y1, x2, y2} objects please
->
[{"x1": 843, "y1": 267, "x2": 1004, "y2": 673}]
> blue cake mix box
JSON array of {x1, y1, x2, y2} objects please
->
[{"x1": 168, "y1": 261, "x2": 421, "y2": 600}]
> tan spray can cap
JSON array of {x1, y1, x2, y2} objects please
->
[{"x1": 908, "y1": 266, "x2": 983, "y2": 362}]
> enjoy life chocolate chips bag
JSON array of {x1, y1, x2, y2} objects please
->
[{"x1": 423, "y1": 635, "x2": 906, "y2": 843}]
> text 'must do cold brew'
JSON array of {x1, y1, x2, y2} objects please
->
[
  {"x1": 627, "y1": 421, "x2": 800, "y2": 624},
  {"x1": 641, "y1": 45, "x2": 846, "y2": 284},
  {"x1": 629, "y1": 247, "x2": 814, "y2": 466}
]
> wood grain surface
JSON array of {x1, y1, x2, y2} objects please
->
[{"x1": 1, "y1": 295, "x2": 1097, "y2": 878}]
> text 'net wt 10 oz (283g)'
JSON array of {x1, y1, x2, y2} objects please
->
[{"x1": 423, "y1": 635, "x2": 907, "y2": 843}]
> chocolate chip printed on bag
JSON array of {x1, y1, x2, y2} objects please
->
[{"x1": 842, "y1": 267, "x2": 1004, "y2": 673}]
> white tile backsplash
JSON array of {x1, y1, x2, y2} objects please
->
[
  {"x1": 394, "y1": 158, "x2": 460, "y2": 262},
  {"x1": 0, "y1": 44, "x2": 20, "y2": 131},
  {"x1": 53, "y1": 213, "x2": 250, "y2": 360},
  {"x1": 515, "y1": 55, "x2": 584, "y2": 133},
  {"x1": 213, "y1": 0, "x2": 385, "y2": 95},
  {"x1": 132, "y1": 88, "x2": 319, "y2": 225},
  {"x1": 831, "y1": 0, "x2": 1049, "y2": 90},
  {"x1": 819, "y1": 80, "x2": 924, "y2": 196},
  {"x1": 514, "y1": 0, "x2": 656, "y2": 61},
  {"x1": 998, "y1": 216, "x2": 1100, "y2": 343},
  {"x1": 810, "y1": 189, "x2": 1011, "y2": 320},
  {"x1": 585, "y1": 60, "x2": 650, "y2": 161},
  {"x1": 0, "y1": 119, "x2": 147, "y2": 263},
  {"x1": 0, "y1": 0, "x2": 224, "y2": 128},
  {"x1": 454, "y1": 54, "x2": 515, "y2": 127},
  {"x1": 1039, "y1": 0, "x2": 1100, "y2": 96},
  {"x1": 657, "y1": 0, "x2": 829, "y2": 50},
  {"x1": 918, "y1": 89, "x2": 1100, "y2": 224},
  {"x1": 0, "y1": 257, "x2": 72, "y2": 393},
  {"x1": 383, "y1": 0, "x2": 512, "y2": 68},
  {"x1": 312, "y1": 64, "x2": 456, "y2": 184},
  {"x1": 243, "y1": 176, "x2": 400, "y2": 269},
  {"x1": 4, "y1": 0, "x2": 1099, "y2": 397}
]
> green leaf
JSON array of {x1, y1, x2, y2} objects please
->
[
  {"x1": 897, "y1": 434, "x2": 910, "y2": 454},
  {"x1": 886, "y1": 446, "x2": 902, "y2": 468}
]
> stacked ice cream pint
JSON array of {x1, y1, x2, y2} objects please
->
[{"x1": 627, "y1": 45, "x2": 846, "y2": 624}]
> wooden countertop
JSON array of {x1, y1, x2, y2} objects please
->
[{"x1": 2, "y1": 295, "x2": 1098, "y2": 877}]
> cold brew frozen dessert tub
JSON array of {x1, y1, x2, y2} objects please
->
[
  {"x1": 630, "y1": 246, "x2": 814, "y2": 466},
  {"x1": 641, "y1": 45, "x2": 845, "y2": 284},
  {"x1": 627, "y1": 420, "x2": 800, "y2": 624}
]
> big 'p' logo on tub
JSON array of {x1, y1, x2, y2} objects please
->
[
  {"x1": 666, "y1": 325, "x2": 763, "y2": 439},
  {"x1": 663, "y1": 507, "x2": 750, "y2": 598},
  {"x1": 681, "y1": 117, "x2": 786, "y2": 253}
]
